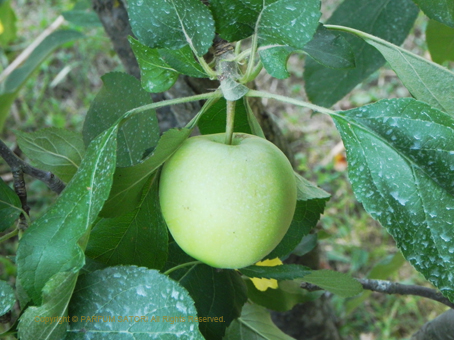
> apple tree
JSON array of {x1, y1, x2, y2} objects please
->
[{"x1": 1, "y1": 0, "x2": 454, "y2": 339}]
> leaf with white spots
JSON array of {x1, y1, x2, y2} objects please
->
[
  {"x1": 257, "y1": 0, "x2": 321, "y2": 49},
  {"x1": 332, "y1": 98, "x2": 454, "y2": 301},
  {"x1": 128, "y1": 0, "x2": 215, "y2": 56},
  {"x1": 16, "y1": 125, "x2": 117, "y2": 304},
  {"x1": 15, "y1": 128, "x2": 85, "y2": 183},
  {"x1": 209, "y1": 0, "x2": 321, "y2": 48},
  {"x1": 67, "y1": 266, "x2": 204, "y2": 339}
]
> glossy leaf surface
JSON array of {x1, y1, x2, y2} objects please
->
[{"x1": 67, "y1": 266, "x2": 204, "y2": 339}]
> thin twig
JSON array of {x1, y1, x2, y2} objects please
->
[
  {"x1": 0, "y1": 139, "x2": 65, "y2": 194},
  {"x1": 301, "y1": 278, "x2": 454, "y2": 309}
]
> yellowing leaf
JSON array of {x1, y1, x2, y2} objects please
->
[{"x1": 250, "y1": 258, "x2": 283, "y2": 292}]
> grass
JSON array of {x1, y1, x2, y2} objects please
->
[{"x1": 0, "y1": 1, "x2": 450, "y2": 339}]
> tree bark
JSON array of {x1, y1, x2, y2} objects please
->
[{"x1": 91, "y1": 1, "x2": 341, "y2": 339}]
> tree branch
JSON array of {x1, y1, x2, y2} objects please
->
[
  {"x1": 301, "y1": 278, "x2": 454, "y2": 309},
  {"x1": 0, "y1": 139, "x2": 65, "y2": 195}
]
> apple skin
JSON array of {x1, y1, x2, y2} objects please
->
[{"x1": 159, "y1": 133, "x2": 297, "y2": 269}]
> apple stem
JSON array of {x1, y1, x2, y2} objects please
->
[
  {"x1": 163, "y1": 261, "x2": 202, "y2": 276},
  {"x1": 225, "y1": 100, "x2": 236, "y2": 145}
]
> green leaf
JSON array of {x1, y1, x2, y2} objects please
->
[
  {"x1": 244, "y1": 279, "x2": 321, "y2": 312},
  {"x1": 67, "y1": 266, "x2": 204, "y2": 339},
  {"x1": 239, "y1": 264, "x2": 312, "y2": 280},
  {"x1": 82, "y1": 72, "x2": 159, "y2": 167},
  {"x1": 198, "y1": 98, "x2": 252, "y2": 135},
  {"x1": 303, "y1": 24, "x2": 355, "y2": 69},
  {"x1": 411, "y1": 0, "x2": 454, "y2": 28},
  {"x1": 258, "y1": 0, "x2": 320, "y2": 49},
  {"x1": 259, "y1": 46, "x2": 294, "y2": 79},
  {"x1": 332, "y1": 98, "x2": 454, "y2": 300},
  {"x1": 348, "y1": 27, "x2": 454, "y2": 116},
  {"x1": 129, "y1": 37, "x2": 179, "y2": 93},
  {"x1": 62, "y1": 0, "x2": 101, "y2": 27},
  {"x1": 303, "y1": 270, "x2": 363, "y2": 297},
  {"x1": 0, "y1": 0, "x2": 17, "y2": 45},
  {"x1": 101, "y1": 128, "x2": 191, "y2": 217},
  {"x1": 304, "y1": 0, "x2": 418, "y2": 107},
  {"x1": 101, "y1": 97, "x2": 219, "y2": 217},
  {"x1": 16, "y1": 126, "x2": 118, "y2": 304},
  {"x1": 164, "y1": 243, "x2": 248, "y2": 340},
  {"x1": 18, "y1": 271, "x2": 78, "y2": 340},
  {"x1": 86, "y1": 173, "x2": 168, "y2": 269},
  {"x1": 128, "y1": 0, "x2": 215, "y2": 56},
  {"x1": 0, "y1": 280, "x2": 15, "y2": 316},
  {"x1": 158, "y1": 46, "x2": 207, "y2": 78},
  {"x1": 208, "y1": 0, "x2": 258, "y2": 42},
  {"x1": 265, "y1": 173, "x2": 329, "y2": 260},
  {"x1": 292, "y1": 234, "x2": 318, "y2": 256},
  {"x1": 0, "y1": 177, "x2": 21, "y2": 232},
  {"x1": 223, "y1": 303, "x2": 295, "y2": 340},
  {"x1": 0, "y1": 30, "x2": 83, "y2": 131},
  {"x1": 15, "y1": 128, "x2": 85, "y2": 183},
  {"x1": 426, "y1": 19, "x2": 454, "y2": 64}
]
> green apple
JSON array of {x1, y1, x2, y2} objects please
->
[{"x1": 159, "y1": 133, "x2": 297, "y2": 269}]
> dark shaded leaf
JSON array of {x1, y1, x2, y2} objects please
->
[
  {"x1": 304, "y1": 0, "x2": 418, "y2": 107},
  {"x1": 82, "y1": 72, "x2": 159, "y2": 167},
  {"x1": 86, "y1": 173, "x2": 168, "y2": 269},
  {"x1": 164, "y1": 243, "x2": 248, "y2": 340},
  {"x1": 0, "y1": 177, "x2": 21, "y2": 232},
  {"x1": 198, "y1": 98, "x2": 252, "y2": 135},
  {"x1": 244, "y1": 279, "x2": 321, "y2": 312},
  {"x1": 223, "y1": 303, "x2": 295, "y2": 340},
  {"x1": 426, "y1": 19, "x2": 454, "y2": 64},
  {"x1": 265, "y1": 173, "x2": 329, "y2": 260},
  {"x1": 240, "y1": 264, "x2": 312, "y2": 280}
]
